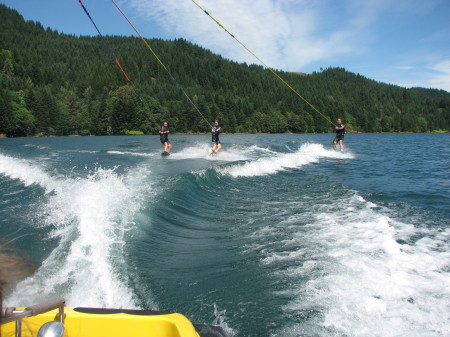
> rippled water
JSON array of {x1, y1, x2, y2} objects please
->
[{"x1": 1, "y1": 133, "x2": 449, "y2": 336}]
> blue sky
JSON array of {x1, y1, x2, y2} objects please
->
[{"x1": 1, "y1": 0, "x2": 449, "y2": 92}]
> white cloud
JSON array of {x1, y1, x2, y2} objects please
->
[
  {"x1": 378, "y1": 60, "x2": 450, "y2": 92},
  {"x1": 127, "y1": 0, "x2": 370, "y2": 71},
  {"x1": 394, "y1": 66, "x2": 415, "y2": 71},
  {"x1": 428, "y1": 59, "x2": 450, "y2": 92}
]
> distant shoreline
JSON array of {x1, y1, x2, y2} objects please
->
[{"x1": 1, "y1": 131, "x2": 448, "y2": 139}]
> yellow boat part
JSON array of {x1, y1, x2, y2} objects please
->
[{"x1": 1, "y1": 307, "x2": 200, "y2": 337}]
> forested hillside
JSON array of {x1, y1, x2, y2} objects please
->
[{"x1": 1, "y1": 4, "x2": 449, "y2": 137}]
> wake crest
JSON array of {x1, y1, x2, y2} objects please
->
[{"x1": 218, "y1": 143, "x2": 353, "y2": 177}]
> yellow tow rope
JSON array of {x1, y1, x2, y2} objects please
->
[{"x1": 191, "y1": 0, "x2": 335, "y2": 127}]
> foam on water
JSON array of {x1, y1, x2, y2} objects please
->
[
  {"x1": 0, "y1": 153, "x2": 60, "y2": 193},
  {"x1": 24, "y1": 144, "x2": 48, "y2": 150},
  {"x1": 107, "y1": 150, "x2": 153, "y2": 157},
  {"x1": 256, "y1": 193, "x2": 450, "y2": 336},
  {"x1": 1, "y1": 153, "x2": 153, "y2": 308},
  {"x1": 168, "y1": 143, "x2": 249, "y2": 161},
  {"x1": 213, "y1": 304, "x2": 236, "y2": 337},
  {"x1": 218, "y1": 143, "x2": 353, "y2": 177},
  {"x1": 246, "y1": 144, "x2": 279, "y2": 155}
]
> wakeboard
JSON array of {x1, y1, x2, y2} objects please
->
[{"x1": 161, "y1": 151, "x2": 170, "y2": 157}]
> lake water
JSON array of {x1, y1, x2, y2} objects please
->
[{"x1": 0, "y1": 133, "x2": 449, "y2": 336}]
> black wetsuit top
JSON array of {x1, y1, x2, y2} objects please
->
[
  {"x1": 211, "y1": 125, "x2": 222, "y2": 144},
  {"x1": 335, "y1": 123, "x2": 345, "y2": 140},
  {"x1": 160, "y1": 126, "x2": 169, "y2": 144}
]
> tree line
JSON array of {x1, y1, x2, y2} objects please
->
[{"x1": 0, "y1": 4, "x2": 449, "y2": 137}]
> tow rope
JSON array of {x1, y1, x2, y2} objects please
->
[
  {"x1": 77, "y1": 0, "x2": 142, "y2": 101},
  {"x1": 191, "y1": 0, "x2": 335, "y2": 126}
]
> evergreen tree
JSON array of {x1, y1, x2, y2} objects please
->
[{"x1": 0, "y1": 89, "x2": 14, "y2": 136}]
